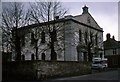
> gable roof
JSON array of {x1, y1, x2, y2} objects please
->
[
  {"x1": 16, "y1": 5, "x2": 104, "y2": 37},
  {"x1": 104, "y1": 38, "x2": 120, "y2": 49},
  {"x1": 73, "y1": 12, "x2": 102, "y2": 31}
]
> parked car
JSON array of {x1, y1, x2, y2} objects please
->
[{"x1": 91, "y1": 57, "x2": 107, "y2": 69}]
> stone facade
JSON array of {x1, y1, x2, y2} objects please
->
[
  {"x1": 15, "y1": 22, "x2": 65, "y2": 61},
  {"x1": 12, "y1": 6, "x2": 103, "y2": 61}
]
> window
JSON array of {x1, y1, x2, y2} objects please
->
[
  {"x1": 51, "y1": 51, "x2": 57, "y2": 60},
  {"x1": 84, "y1": 30, "x2": 88, "y2": 45},
  {"x1": 100, "y1": 53, "x2": 102, "y2": 58},
  {"x1": 50, "y1": 28, "x2": 57, "y2": 42},
  {"x1": 52, "y1": 28, "x2": 57, "y2": 41},
  {"x1": 113, "y1": 49, "x2": 117, "y2": 55},
  {"x1": 21, "y1": 35, "x2": 25, "y2": 46},
  {"x1": 31, "y1": 53, "x2": 35, "y2": 60},
  {"x1": 31, "y1": 32, "x2": 34, "y2": 44},
  {"x1": 113, "y1": 49, "x2": 114, "y2": 54},
  {"x1": 41, "y1": 53, "x2": 45, "y2": 60},
  {"x1": 90, "y1": 31, "x2": 93, "y2": 43},
  {"x1": 79, "y1": 30, "x2": 82, "y2": 42},
  {"x1": 41, "y1": 31, "x2": 45, "y2": 43},
  {"x1": 95, "y1": 34, "x2": 98, "y2": 45},
  {"x1": 115, "y1": 49, "x2": 117, "y2": 54}
]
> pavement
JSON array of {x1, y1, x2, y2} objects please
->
[{"x1": 50, "y1": 70, "x2": 119, "y2": 81}]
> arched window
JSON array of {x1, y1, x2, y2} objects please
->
[
  {"x1": 95, "y1": 34, "x2": 98, "y2": 45},
  {"x1": 100, "y1": 53, "x2": 102, "y2": 58},
  {"x1": 31, "y1": 53, "x2": 35, "y2": 60},
  {"x1": 41, "y1": 53, "x2": 45, "y2": 60},
  {"x1": 31, "y1": 33, "x2": 34, "y2": 44},
  {"x1": 90, "y1": 31, "x2": 93, "y2": 43},
  {"x1": 113, "y1": 49, "x2": 117, "y2": 55},
  {"x1": 50, "y1": 28, "x2": 57, "y2": 42},
  {"x1": 41, "y1": 31, "x2": 45, "y2": 43},
  {"x1": 79, "y1": 29, "x2": 82, "y2": 42},
  {"x1": 51, "y1": 51, "x2": 57, "y2": 60},
  {"x1": 84, "y1": 30, "x2": 88, "y2": 45},
  {"x1": 53, "y1": 28, "x2": 57, "y2": 41},
  {"x1": 21, "y1": 35, "x2": 25, "y2": 46}
]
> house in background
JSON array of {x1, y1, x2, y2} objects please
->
[
  {"x1": 104, "y1": 33, "x2": 120, "y2": 67},
  {"x1": 104, "y1": 33, "x2": 120, "y2": 57},
  {"x1": 12, "y1": 5, "x2": 104, "y2": 62}
]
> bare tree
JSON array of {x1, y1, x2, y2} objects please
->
[
  {"x1": 29, "y1": 0, "x2": 67, "y2": 60},
  {"x1": 83, "y1": 29, "x2": 102, "y2": 62},
  {"x1": 2, "y1": 2, "x2": 30, "y2": 61}
]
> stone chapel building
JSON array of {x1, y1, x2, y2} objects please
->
[{"x1": 12, "y1": 5, "x2": 104, "y2": 61}]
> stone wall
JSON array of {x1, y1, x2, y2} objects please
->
[
  {"x1": 2, "y1": 60, "x2": 91, "y2": 81},
  {"x1": 107, "y1": 55, "x2": 120, "y2": 68}
]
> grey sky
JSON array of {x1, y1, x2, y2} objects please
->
[
  {"x1": 1, "y1": 1, "x2": 119, "y2": 41},
  {"x1": 62, "y1": 2, "x2": 118, "y2": 41}
]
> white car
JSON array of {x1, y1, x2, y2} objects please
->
[{"x1": 92, "y1": 58, "x2": 107, "y2": 69}]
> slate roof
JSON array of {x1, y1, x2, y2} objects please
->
[{"x1": 104, "y1": 38, "x2": 120, "y2": 50}]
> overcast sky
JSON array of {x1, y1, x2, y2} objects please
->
[
  {"x1": 1, "y1": 1, "x2": 119, "y2": 41},
  {"x1": 62, "y1": 2, "x2": 118, "y2": 41}
]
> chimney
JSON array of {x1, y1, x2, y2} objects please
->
[
  {"x1": 82, "y1": 5, "x2": 89, "y2": 14},
  {"x1": 106, "y1": 33, "x2": 111, "y2": 40},
  {"x1": 112, "y1": 36, "x2": 115, "y2": 40}
]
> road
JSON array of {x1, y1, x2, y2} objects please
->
[{"x1": 52, "y1": 70, "x2": 119, "y2": 80}]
